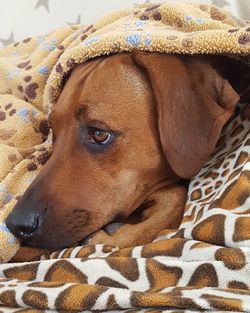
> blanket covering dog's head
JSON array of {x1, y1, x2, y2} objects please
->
[{"x1": 0, "y1": 2, "x2": 249, "y2": 261}]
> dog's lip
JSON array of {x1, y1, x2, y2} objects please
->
[
  {"x1": 79, "y1": 230, "x2": 98, "y2": 245},
  {"x1": 78, "y1": 180, "x2": 175, "y2": 246},
  {"x1": 77, "y1": 200, "x2": 158, "y2": 246},
  {"x1": 78, "y1": 222, "x2": 124, "y2": 246},
  {"x1": 44, "y1": 179, "x2": 177, "y2": 248}
]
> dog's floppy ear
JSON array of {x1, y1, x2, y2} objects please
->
[{"x1": 132, "y1": 51, "x2": 240, "y2": 178}]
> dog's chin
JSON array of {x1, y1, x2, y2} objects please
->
[
  {"x1": 20, "y1": 234, "x2": 84, "y2": 252},
  {"x1": 20, "y1": 223, "x2": 123, "y2": 252},
  {"x1": 22, "y1": 240, "x2": 71, "y2": 252}
]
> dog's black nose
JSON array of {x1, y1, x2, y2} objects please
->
[{"x1": 6, "y1": 212, "x2": 40, "y2": 240}]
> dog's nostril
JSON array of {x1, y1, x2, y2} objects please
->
[
  {"x1": 18, "y1": 216, "x2": 39, "y2": 238},
  {"x1": 6, "y1": 214, "x2": 40, "y2": 240},
  {"x1": 19, "y1": 230, "x2": 33, "y2": 238}
]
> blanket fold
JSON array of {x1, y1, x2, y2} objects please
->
[{"x1": 0, "y1": 2, "x2": 249, "y2": 312}]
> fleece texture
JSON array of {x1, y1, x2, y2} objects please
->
[{"x1": 0, "y1": 2, "x2": 249, "y2": 311}]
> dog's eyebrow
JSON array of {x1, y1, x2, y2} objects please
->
[{"x1": 74, "y1": 105, "x2": 88, "y2": 120}]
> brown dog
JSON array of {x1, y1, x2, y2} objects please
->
[{"x1": 6, "y1": 51, "x2": 239, "y2": 253}]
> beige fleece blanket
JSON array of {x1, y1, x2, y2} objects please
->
[{"x1": 0, "y1": 2, "x2": 249, "y2": 311}]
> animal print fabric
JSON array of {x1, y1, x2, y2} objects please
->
[{"x1": 0, "y1": 2, "x2": 249, "y2": 312}]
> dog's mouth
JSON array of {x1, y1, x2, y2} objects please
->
[
  {"x1": 79, "y1": 222, "x2": 124, "y2": 246},
  {"x1": 78, "y1": 199, "x2": 156, "y2": 246}
]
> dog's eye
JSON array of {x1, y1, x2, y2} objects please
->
[
  {"x1": 80, "y1": 124, "x2": 119, "y2": 151},
  {"x1": 88, "y1": 128, "x2": 111, "y2": 145}
]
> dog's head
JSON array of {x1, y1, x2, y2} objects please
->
[{"x1": 6, "y1": 52, "x2": 239, "y2": 250}]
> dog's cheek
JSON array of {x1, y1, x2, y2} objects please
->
[{"x1": 116, "y1": 169, "x2": 139, "y2": 193}]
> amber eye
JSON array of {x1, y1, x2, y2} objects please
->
[{"x1": 88, "y1": 128, "x2": 111, "y2": 145}]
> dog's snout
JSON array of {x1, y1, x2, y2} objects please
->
[{"x1": 6, "y1": 212, "x2": 40, "y2": 241}]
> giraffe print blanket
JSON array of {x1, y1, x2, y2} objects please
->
[{"x1": 0, "y1": 2, "x2": 249, "y2": 312}]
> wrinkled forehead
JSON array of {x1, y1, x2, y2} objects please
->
[{"x1": 54, "y1": 53, "x2": 154, "y2": 122}]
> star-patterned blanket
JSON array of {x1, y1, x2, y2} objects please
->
[{"x1": 0, "y1": 2, "x2": 249, "y2": 312}]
